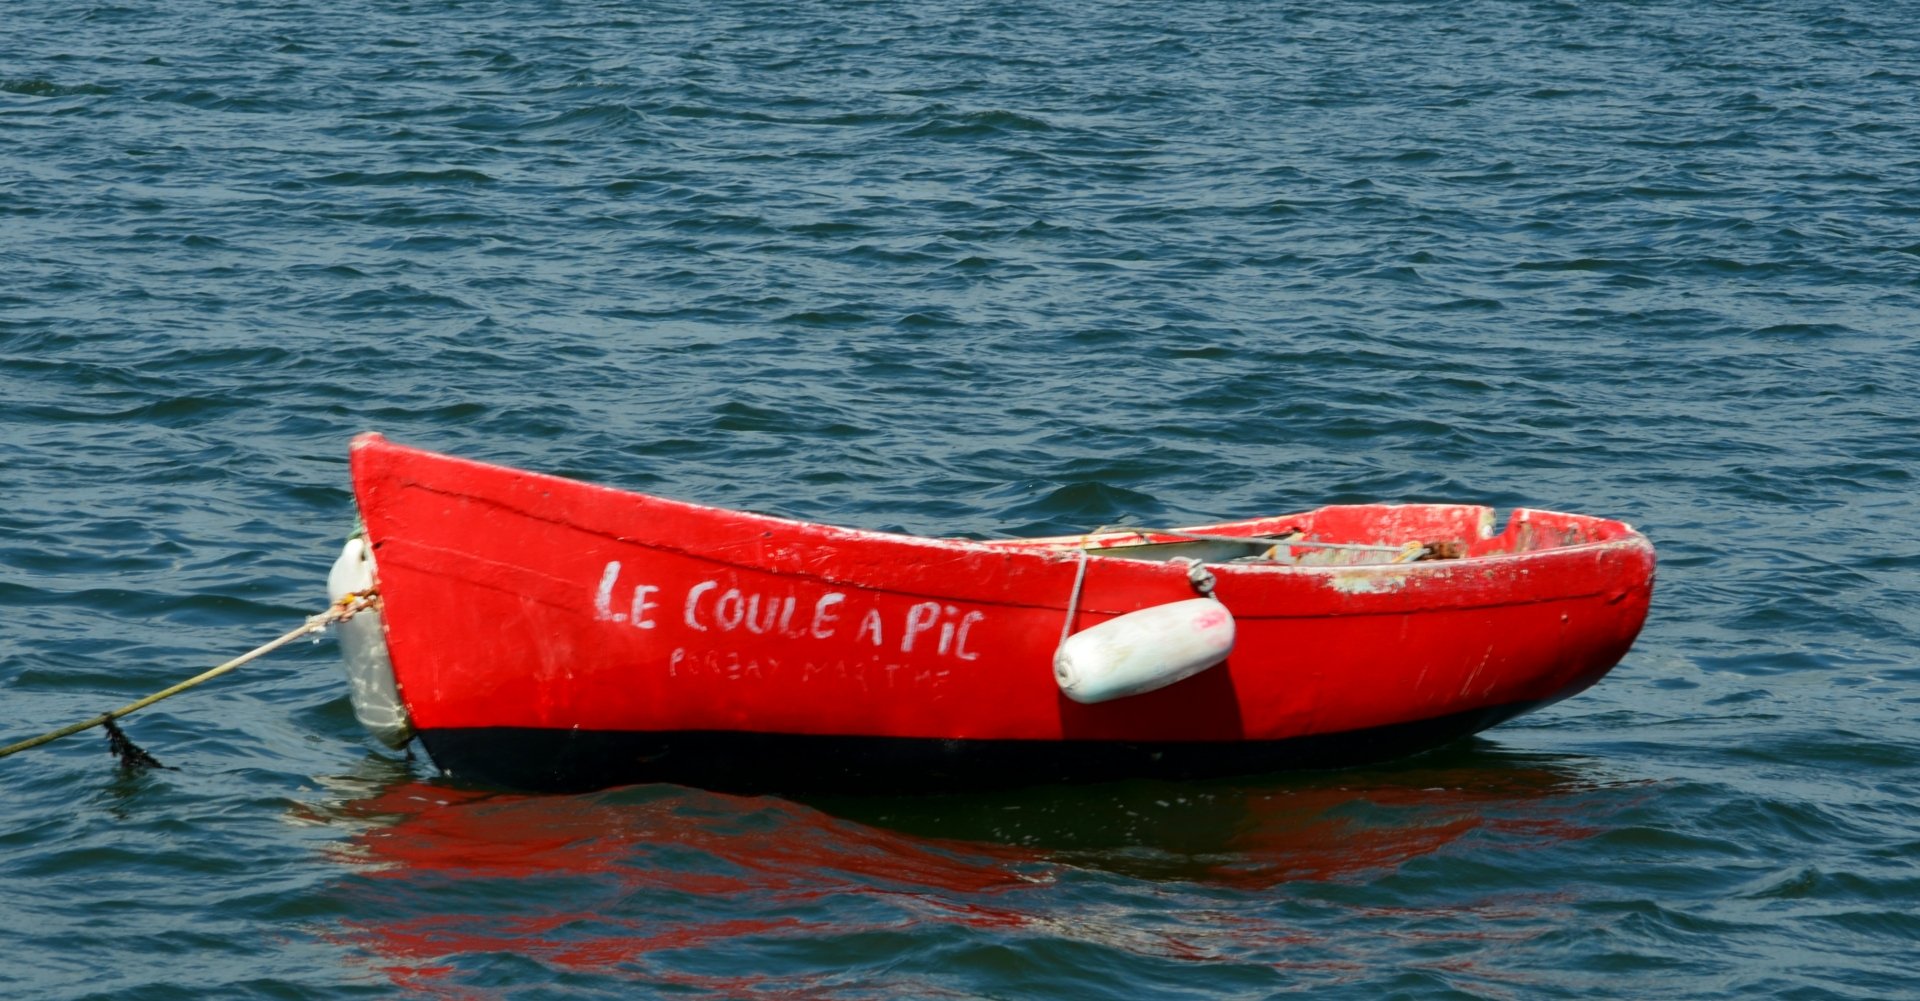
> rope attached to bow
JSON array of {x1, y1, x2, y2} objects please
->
[{"x1": 0, "y1": 591, "x2": 379, "y2": 767}]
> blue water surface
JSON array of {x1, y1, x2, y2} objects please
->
[{"x1": 3, "y1": 1, "x2": 1918, "y2": 998}]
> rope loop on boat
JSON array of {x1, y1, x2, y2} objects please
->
[
  {"x1": 0, "y1": 590, "x2": 380, "y2": 765},
  {"x1": 1055, "y1": 548, "x2": 1224, "y2": 654}
]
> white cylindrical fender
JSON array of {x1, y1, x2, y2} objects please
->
[
  {"x1": 327, "y1": 536, "x2": 413, "y2": 748},
  {"x1": 1054, "y1": 597, "x2": 1236, "y2": 704}
]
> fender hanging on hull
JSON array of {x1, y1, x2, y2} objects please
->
[{"x1": 327, "y1": 536, "x2": 412, "y2": 748}]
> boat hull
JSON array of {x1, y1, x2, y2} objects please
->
[{"x1": 347, "y1": 433, "x2": 1656, "y2": 791}]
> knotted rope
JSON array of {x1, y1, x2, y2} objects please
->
[
  {"x1": 0, "y1": 591, "x2": 379, "y2": 765},
  {"x1": 1169, "y1": 556, "x2": 1218, "y2": 597}
]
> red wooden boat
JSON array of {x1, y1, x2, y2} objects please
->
[{"x1": 331, "y1": 433, "x2": 1655, "y2": 792}]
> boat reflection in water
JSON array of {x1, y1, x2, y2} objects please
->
[{"x1": 305, "y1": 743, "x2": 1627, "y2": 995}]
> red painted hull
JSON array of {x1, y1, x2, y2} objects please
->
[{"x1": 347, "y1": 434, "x2": 1654, "y2": 790}]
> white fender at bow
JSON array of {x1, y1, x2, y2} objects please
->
[{"x1": 327, "y1": 536, "x2": 413, "y2": 748}]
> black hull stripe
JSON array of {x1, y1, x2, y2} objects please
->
[{"x1": 414, "y1": 701, "x2": 1543, "y2": 794}]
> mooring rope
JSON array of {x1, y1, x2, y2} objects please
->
[{"x1": 0, "y1": 590, "x2": 379, "y2": 762}]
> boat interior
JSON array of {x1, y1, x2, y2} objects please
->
[{"x1": 980, "y1": 503, "x2": 1637, "y2": 568}]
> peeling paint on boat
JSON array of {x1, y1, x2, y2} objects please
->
[{"x1": 1327, "y1": 570, "x2": 1414, "y2": 594}]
